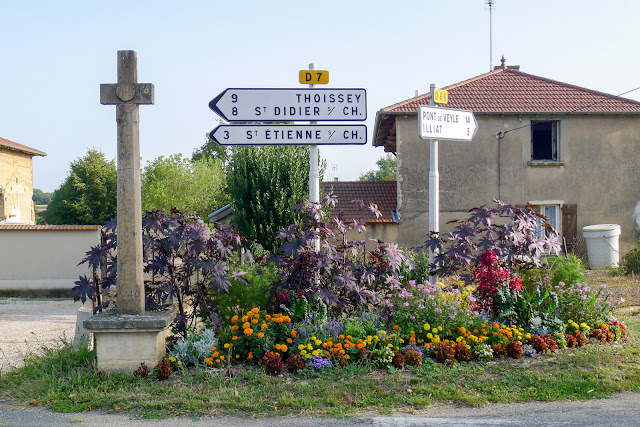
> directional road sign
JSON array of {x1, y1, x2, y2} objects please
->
[
  {"x1": 209, "y1": 88, "x2": 366, "y2": 122},
  {"x1": 210, "y1": 124, "x2": 367, "y2": 146},
  {"x1": 418, "y1": 106, "x2": 477, "y2": 141}
]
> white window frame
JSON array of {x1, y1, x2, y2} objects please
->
[{"x1": 529, "y1": 200, "x2": 562, "y2": 239}]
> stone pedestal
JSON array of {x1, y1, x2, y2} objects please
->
[
  {"x1": 73, "y1": 299, "x2": 94, "y2": 348},
  {"x1": 84, "y1": 309, "x2": 174, "y2": 372}
]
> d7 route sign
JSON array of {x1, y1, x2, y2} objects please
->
[
  {"x1": 209, "y1": 88, "x2": 366, "y2": 122},
  {"x1": 210, "y1": 124, "x2": 367, "y2": 146},
  {"x1": 418, "y1": 106, "x2": 477, "y2": 141},
  {"x1": 299, "y1": 70, "x2": 329, "y2": 84}
]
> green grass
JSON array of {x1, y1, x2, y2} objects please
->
[{"x1": 2, "y1": 308, "x2": 640, "y2": 419}]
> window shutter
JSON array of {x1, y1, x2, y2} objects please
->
[{"x1": 561, "y1": 204, "x2": 578, "y2": 254}]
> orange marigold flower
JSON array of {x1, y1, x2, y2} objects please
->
[
  {"x1": 241, "y1": 316, "x2": 248, "y2": 323},
  {"x1": 251, "y1": 318, "x2": 258, "y2": 324},
  {"x1": 231, "y1": 315, "x2": 239, "y2": 323},
  {"x1": 231, "y1": 325, "x2": 239, "y2": 332},
  {"x1": 257, "y1": 332, "x2": 265, "y2": 339},
  {"x1": 291, "y1": 330, "x2": 297, "y2": 338},
  {"x1": 252, "y1": 307, "x2": 260, "y2": 314},
  {"x1": 393, "y1": 325, "x2": 399, "y2": 330},
  {"x1": 232, "y1": 336, "x2": 238, "y2": 341},
  {"x1": 281, "y1": 344, "x2": 288, "y2": 352},
  {"x1": 244, "y1": 328, "x2": 253, "y2": 336},
  {"x1": 265, "y1": 314, "x2": 271, "y2": 321},
  {"x1": 286, "y1": 338, "x2": 292, "y2": 344},
  {"x1": 243, "y1": 322, "x2": 250, "y2": 330},
  {"x1": 261, "y1": 323, "x2": 268, "y2": 330},
  {"x1": 338, "y1": 334, "x2": 345, "y2": 339}
]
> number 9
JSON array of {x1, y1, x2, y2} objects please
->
[{"x1": 231, "y1": 94, "x2": 238, "y2": 103}]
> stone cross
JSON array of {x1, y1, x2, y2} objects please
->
[{"x1": 100, "y1": 50, "x2": 154, "y2": 315}]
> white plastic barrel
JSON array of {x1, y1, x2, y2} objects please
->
[{"x1": 582, "y1": 224, "x2": 621, "y2": 269}]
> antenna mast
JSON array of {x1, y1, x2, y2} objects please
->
[{"x1": 486, "y1": 0, "x2": 496, "y2": 71}]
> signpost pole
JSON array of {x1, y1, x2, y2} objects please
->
[
  {"x1": 309, "y1": 63, "x2": 321, "y2": 251},
  {"x1": 428, "y1": 83, "x2": 439, "y2": 285}
]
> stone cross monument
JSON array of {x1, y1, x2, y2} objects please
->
[
  {"x1": 99, "y1": 50, "x2": 153, "y2": 315},
  {"x1": 86, "y1": 51, "x2": 173, "y2": 372}
]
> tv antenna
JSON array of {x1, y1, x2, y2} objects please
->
[{"x1": 485, "y1": 0, "x2": 496, "y2": 71}]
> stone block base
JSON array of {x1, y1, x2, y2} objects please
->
[{"x1": 84, "y1": 310, "x2": 175, "y2": 373}]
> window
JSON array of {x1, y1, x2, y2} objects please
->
[
  {"x1": 530, "y1": 202, "x2": 561, "y2": 239},
  {"x1": 531, "y1": 121, "x2": 558, "y2": 161}
]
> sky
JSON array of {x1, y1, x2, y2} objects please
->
[{"x1": 2, "y1": 0, "x2": 640, "y2": 192}]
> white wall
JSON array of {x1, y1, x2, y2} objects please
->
[{"x1": 0, "y1": 226, "x2": 100, "y2": 291}]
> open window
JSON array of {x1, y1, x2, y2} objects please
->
[{"x1": 531, "y1": 121, "x2": 558, "y2": 161}]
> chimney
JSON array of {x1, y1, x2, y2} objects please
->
[{"x1": 333, "y1": 177, "x2": 339, "y2": 182}]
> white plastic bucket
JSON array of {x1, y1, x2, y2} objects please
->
[{"x1": 582, "y1": 224, "x2": 621, "y2": 269}]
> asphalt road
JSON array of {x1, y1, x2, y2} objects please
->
[{"x1": 2, "y1": 298, "x2": 640, "y2": 426}]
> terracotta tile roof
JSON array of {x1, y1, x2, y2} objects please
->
[
  {"x1": 374, "y1": 66, "x2": 640, "y2": 149},
  {"x1": 0, "y1": 224, "x2": 100, "y2": 231},
  {"x1": 383, "y1": 68, "x2": 640, "y2": 114},
  {"x1": 320, "y1": 181, "x2": 397, "y2": 224},
  {"x1": 0, "y1": 137, "x2": 47, "y2": 157}
]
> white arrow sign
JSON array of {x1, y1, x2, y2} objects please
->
[
  {"x1": 209, "y1": 88, "x2": 367, "y2": 122},
  {"x1": 418, "y1": 106, "x2": 477, "y2": 141},
  {"x1": 209, "y1": 124, "x2": 367, "y2": 146}
]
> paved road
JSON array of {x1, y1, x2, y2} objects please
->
[
  {"x1": 2, "y1": 299, "x2": 640, "y2": 426},
  {"x1": 0, "y1": 298, "x2": 77, "y2": 373}
]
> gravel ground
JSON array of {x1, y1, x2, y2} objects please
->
[{"x1": 0, "y1": 298, "x2": 78, "y2": 374}]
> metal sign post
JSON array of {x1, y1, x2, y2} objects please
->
[
  {"x1": 308, "y1": 63, "x2": 321, "y2": 251},
  {"x1": 428, "y1": 84, "x2": 439, "y2": 285}
]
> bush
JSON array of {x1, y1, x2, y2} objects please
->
[
  {"x1": 169, "y1": 329, "x2": 219, "y2": 366},
  {"x1": 550, "y1": 255, "x2": 585, "y2": 287},
  {"x1": 621, "y1": 245, "x2": 640, "y2": 275}
]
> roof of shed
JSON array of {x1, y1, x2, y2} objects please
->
[{"x1": 320, "y1": 180, "x2": 397, "y2": 224}]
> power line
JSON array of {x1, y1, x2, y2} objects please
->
[{"x1": 497, "y1": 85, "x2": 640, "y2": 139}]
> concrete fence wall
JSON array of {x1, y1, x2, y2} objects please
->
[{"x1": 0, "y1": 225, "x2": 101, "y2": 294}]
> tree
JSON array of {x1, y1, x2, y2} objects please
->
[
  {"x1": 141, "y1": 154, "x2": 229, "y2": 221},
  {"x1": 191, "y1": 133, "x2": 230, "y2": 164},
  {"x1": 43, "y1": 149, "x2": 117, "y2": 225},
  {"x1": 32, "y1": 189, "x2": 53, "y2": 205},
  {"x1": 359, "y1": 154, "x2": 397, "y2": 181},
  {"x1": 227, "y1": 145, "x2": 311, "y2": 251}
]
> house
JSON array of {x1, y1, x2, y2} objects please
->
[
  {"x1": 320, "y1": 180, "x2": 398, "y2": 244},
  {"x1": 372, "y1": 59, "x2": 640, "y2": 255},
  {"x1": 0, "y1": 137, "x2": 47, "y2": 225}
]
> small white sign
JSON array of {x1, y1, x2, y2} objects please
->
[
  {"x1": 210, "y1": 124, "x2": 367, "y2": 145},
  {"x1": 209, "y1": 88, "x2": 367, "y2": 122},
  {"x1": 418, "y1": 106, "x2": 477, "y2": 141}
]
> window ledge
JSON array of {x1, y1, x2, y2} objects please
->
[{"x1": 528, "y1": 161, "x2": 565, "y2": 167}]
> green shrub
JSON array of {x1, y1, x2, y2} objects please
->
[
  {"x1": 550, "y1": 255, "x2": 585, "y2": 287},
  {"x1": 621, "y1": 245, "x2": 640, "y2": 276},
  {"x1": 212, "y1": 262, "x2": 277, "y2": 324}
]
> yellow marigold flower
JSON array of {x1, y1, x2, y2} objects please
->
[
  {"x1": 301, "y1": 349, "x2": 307, "y2": 355},
  {"x1": 298, "y1": 344, "x2": 305, "y2": 350},
  {"x1": 169, "y1": 356, "x2": 176, "y2": 362},
  {"x1": 387, "y1": 343, "x2": 393, "y2": 348},
  {"x1": 257, "y1": 332, "x2": 264, "y2": 339},
  {"x1": 307, "y1": 344, "x2": 313, "y2": 350},
  {"x1": 224, "y1": 343, "x2": 230, "y2": 349},
  {"x1": 315, "y1": 339, "x2": 322, "y2": 346},
  {"x1": 236, "y1": 354, "x2": 240, "y2": 358},
  {"x1": 311, "y1": 336, "x2": 317, "y2": 341},
  {"x1": 424, "y1": 323, "x2": 431, "y2": 331},
  {"x1": 177, "y1": 361, "x2": 182, "y2": 365},
  {"x1": 427, "y1": 333, "x2": 433, "y2": 339},
  {"x1": 312, "y1": 350, "x2": 320, "y2": 356},
  {"x1": 379, "y1": 330, "x2": 386, "y2": 335},
  {"x1": 244, "y1": 328, "x2": 253, "y2": 336},
  {"x1": 580, "y1": 323, "x2": 589, "y2": 329}
]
